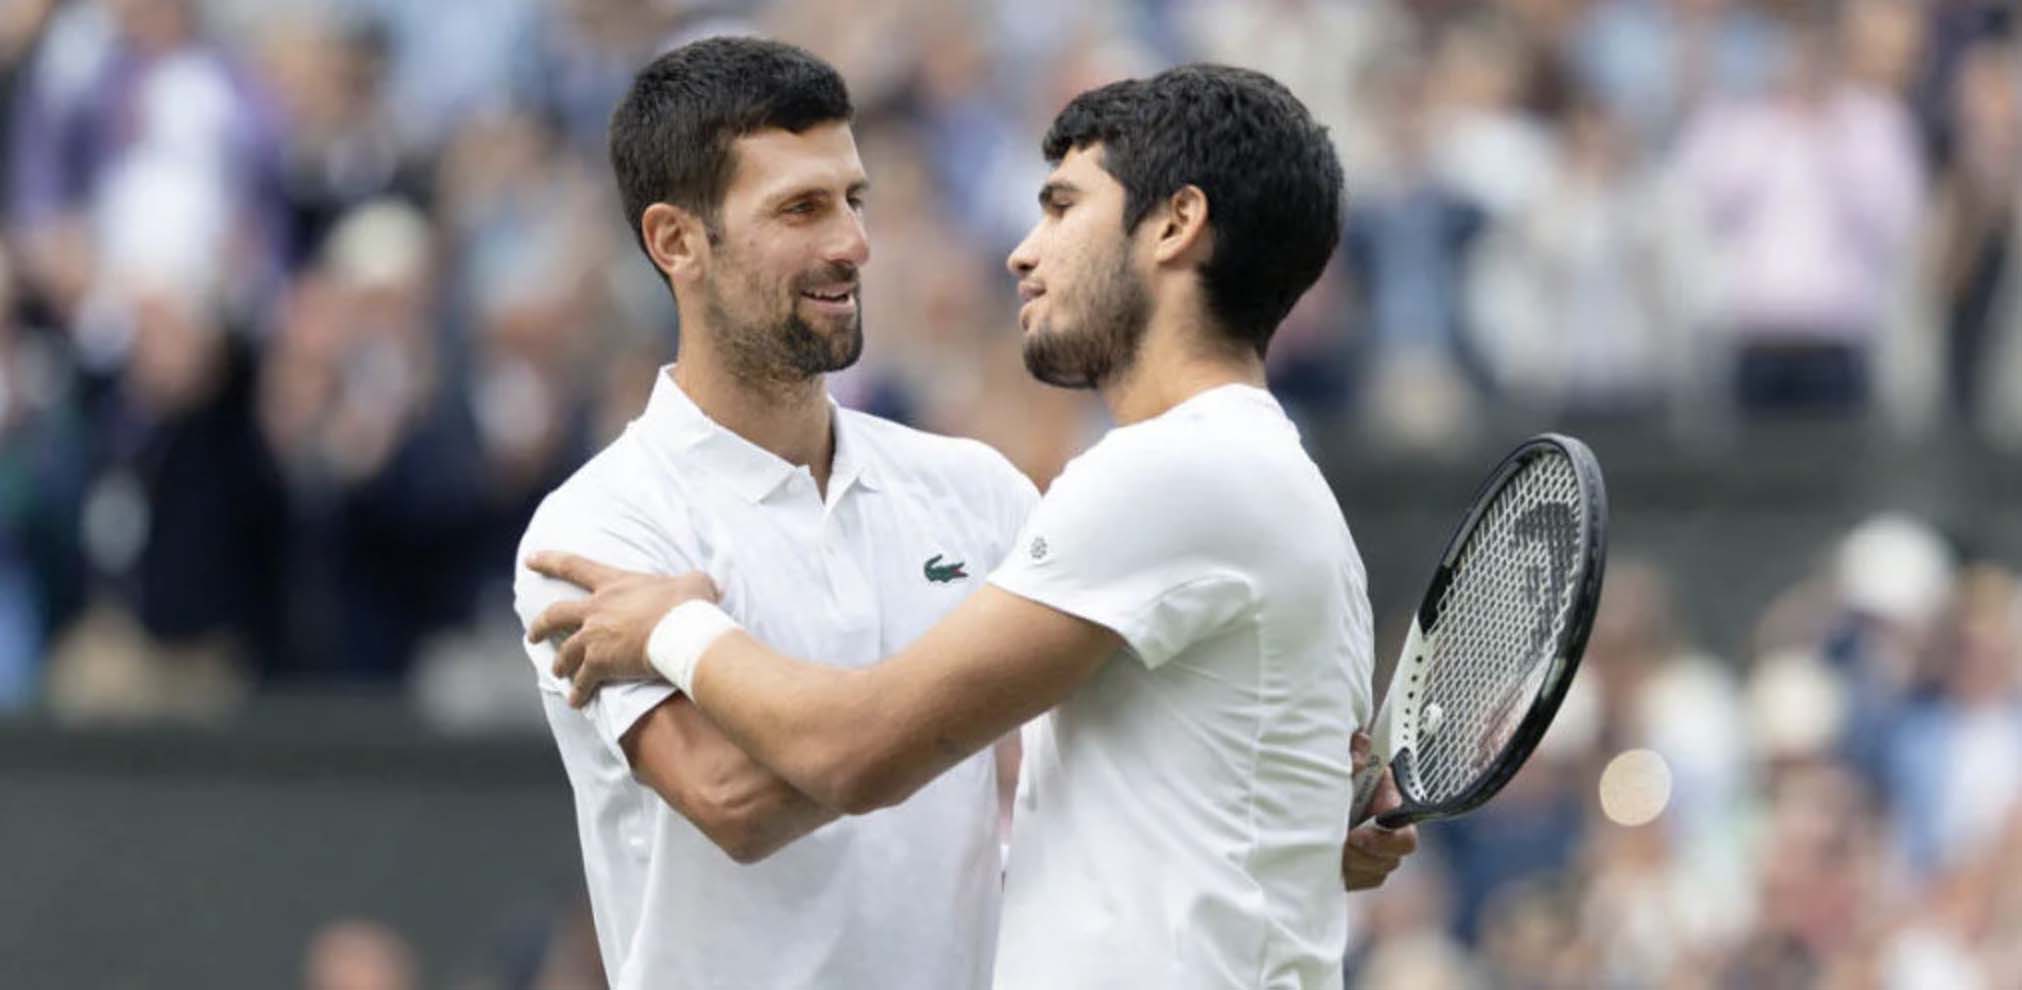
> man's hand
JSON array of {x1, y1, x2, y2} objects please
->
[
  {"x1": 525, "y1": 551, "x2": 721, "y2": 707},
  {"x1": 1343, "y1": 729, "x2": 1419, "y2": 892}
]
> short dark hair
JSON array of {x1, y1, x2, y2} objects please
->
[
  {"x1": 1042, "y1": 64, "x2": 1344, "y2": 356},
  {"x1": 609, "y1": 36, "x2": 853, "y2": 258}
]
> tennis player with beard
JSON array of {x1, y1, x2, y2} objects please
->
[
  {"x1": 516, "y1": 38, "x2": 1035, "y2": 989},
  {"x1": 532, "y1": 64, "x2": 1416, "y2": 987}
]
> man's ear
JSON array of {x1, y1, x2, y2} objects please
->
[
  {"x1": 642, "y1": 203, "x2": 713, "y2": 286},
  {"x1": 1151, "y1": 184, "x2": 1212, "y2": 267}
]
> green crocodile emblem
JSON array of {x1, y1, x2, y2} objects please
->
[{"x1": 923, "y1": 554, "x2": 968, "y2": 583}]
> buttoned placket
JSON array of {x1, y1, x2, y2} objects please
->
[{"x1": 785, "y1": 468, "x2": 882, "y2": 668}]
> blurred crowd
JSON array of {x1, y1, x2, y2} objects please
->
[
  {"x1": 2, "y1": 0, "x2": 2022, "y2": 986},
  {"x1": 3, "y1": 0, "x2": 2019, "y2": 700},
  {"x1": 1351, "y1": 518, "x2": 2022, "y2": 988}
]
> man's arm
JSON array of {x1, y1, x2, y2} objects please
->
[
  {"x1": 520, "y1": 550, "x2": 835, "y2": 863},
  {"x1": 621, "y1": 694, "x2": 838, "y2": 864},
  {"x1": 684, "y1": 586, "x2": 1115, "y2": 814},
  {"x1": 529, "y1": 553, "x2": 1118, "y2": 816}
]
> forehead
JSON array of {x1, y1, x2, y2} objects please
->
[
  {"x1": 1047, "y1": 144, "x2": 1119, "y2": 193},
  {"x1": 724, "y1": 122, "x2": 867, "y2": 203}
]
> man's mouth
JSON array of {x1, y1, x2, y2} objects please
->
[
  {"x1": 800, "y1": 285, "x2": 857, "y2": 313},
  {"x1": 1018, "y1": 293, "x2": 1043, "y2": 331}
]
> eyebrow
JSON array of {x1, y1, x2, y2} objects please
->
[{"x1": 767, "y1": 179, "x2": 871, "y2": 208}]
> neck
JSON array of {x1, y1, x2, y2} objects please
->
[
  {"x1": 1098, "y1": 308, "x2": 1267, "y2": 425},
  {"x1": 671, "y1": 344, "x2": 836, "y2": 494}
]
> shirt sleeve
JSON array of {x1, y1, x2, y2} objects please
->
[
  {"x1": 986, "y1": 433, "x2": 1257, "y2": 670},
  {"x1": 514, "y1": 505, "x2": 682, "y2": 763}
]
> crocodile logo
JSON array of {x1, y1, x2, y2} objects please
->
[{"x1": 924, "y1": 554, "x2": 968, "y2": 583}]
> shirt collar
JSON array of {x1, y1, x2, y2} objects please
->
[{"x1": 639, "y1": 367, "x2": 879, "y2": 504}]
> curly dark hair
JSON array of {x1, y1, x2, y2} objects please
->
[
  {"x1": 609, "y1": 36, "x2": 853, "y2": 258},
  {"x1": 1042, "y1": 64, "x2": 1344, "y2": 356}
]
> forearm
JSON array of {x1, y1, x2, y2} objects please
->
[
  {"x1": 646, "y1": 588, "x2": 1118, "y2": 817},
  {"x1": 685, "y1": 632, "x2": 923, "y2": 815},
  {"x1": 624, "y1": 694, "x2": 842, "y2": 861}
]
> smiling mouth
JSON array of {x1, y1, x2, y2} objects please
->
[{"x1": 801, "y1": 287, "x2": 856, "y2": 305}]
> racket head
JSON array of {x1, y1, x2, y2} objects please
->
[{"x1": 1374, "y1": 433, "x2": 1608, "y2": 829}]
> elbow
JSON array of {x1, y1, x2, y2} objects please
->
[
  {"x1": 694, "y1": 795, "x2": 786, "y2": 865},
  {"x1": 716, "y1": 828, "x2": 776, "y2": 865},
  {"x1": 649, "y1": 777, "x2": 785, "y2": 865},
  {"x1": 821, "y1": 747, "x2": 918, "y2": 816}
]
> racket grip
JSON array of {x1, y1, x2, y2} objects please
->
[{"x1": 1349, "y1": 757, "x2": 1386, "y2": 827}]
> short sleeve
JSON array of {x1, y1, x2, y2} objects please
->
[
  {"x1": 986, "y1": 433, "x2": 1256, "y2": 669},
  {"x1": 514, "y1": 502, "x2": 682, "y2": 762}
]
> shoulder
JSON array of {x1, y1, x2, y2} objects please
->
[
  {"x1": 1049, "y1": 401, "x2": 1327, "y2": 538},
  {"x1": 839, "y1": 408, "x2": 1036, "y2": 502},
  {"x1": 517, "y1": 439, "x2": 645, "y2": 557},
  {"x1": 513, "y1": 433, "x2": 695, "y2": 603},
  {"x1": 1055, "y1": 410, "x2": 1247, "y2": 495}
]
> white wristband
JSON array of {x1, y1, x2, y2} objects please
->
[{"x1": 646, "y1": 600, "x2": 741, "y2": 694}]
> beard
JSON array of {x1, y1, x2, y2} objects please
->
[
  {"x1": 1021, "y1": 245, "x2": 1150, "y2": 390},
  {"x1": 705, "y1": 261, "x2": 864, "y2": 389}
]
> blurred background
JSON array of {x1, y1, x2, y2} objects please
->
[{"x1": 2, "y1": 0, "x2": 2021, "y2": 986}]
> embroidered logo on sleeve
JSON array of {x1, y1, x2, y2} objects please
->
[{"x1": 923, "y1": 554, "x2": 969, "y2": 583}]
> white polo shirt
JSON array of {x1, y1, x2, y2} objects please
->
[
  {"x1": 514, "y1": 369, "x2": 1036, "y2": 990},
  {"x1": 988, "y1": 384, "x2": 1372, "y2": 989}
]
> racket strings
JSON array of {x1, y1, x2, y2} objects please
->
[{"x1": 1411, "y1": 453, "x2": 1587, "y2": 804}]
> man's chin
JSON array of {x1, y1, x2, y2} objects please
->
[{"x1": 1022, "y1": 340, "x2": 1102, "y2": 390}]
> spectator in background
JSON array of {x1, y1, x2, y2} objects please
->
[
  {"x1": 351, "y1": 0, "x2": 537, "y2": 154},
  {"x1": 1670, "y1": 8, "x2": 1924, "y2": 415},
  {"x1": 1887, "y1": 565, "x2": 2022, "y2": 877},
  {"x1": 431, "y1": 108, "x2": 608, "y2": 348},
  {"x1": 1343, "y1": 51, "x2": 1489, "y2": 451},
  {"x1": 1925, "y1": 37, "x2": 2022, "y2": 428},
  {"x1": 1471, "y1": 95, "x2": 1677, "y2": 417},
  {"x1": 261, "y1": 199, "x2": 497, "y2": 682},
  {"x1": 301, "y1": 918, "x2": 417, "y2": 990},
  {"x1": 0, "y1": 0, "x2": 58, "y2": 208},
  {"x1": 1727, "y1": 762, "x2": 1889, "y2": 987},
  {"x1": 7, "y1": 0, "x2": 286, "y2": 333},
  {"x1": 513, "y1": 0, "x2": 680, "y2": 156},
  {"x1": 0, "y1": 246, "x2": 87, "y2": 709},
  {"x1": 254, "y1": 8, "x2": 411, "y2": 271},
  {"x1": 41, "y1": 156, "x2": 284, "y2": 719},
  {"x1": 1573, "y1": 0, "x2": 1787, "y2": 147}
]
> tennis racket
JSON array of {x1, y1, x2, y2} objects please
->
[{"x1": 1349, "y1": 433, "x2": 1608, "y2": 829}]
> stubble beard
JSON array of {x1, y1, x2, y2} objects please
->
[{"x1": 1021, "y1": 244, "x2": 1150, "y2": 391}]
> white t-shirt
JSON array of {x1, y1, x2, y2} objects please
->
[
  {"x1": 988, "y1": 384, "x2": 1373, "y2": 989},
  {"x1": 514, "y1": 369, "x2": 1036, "y2": 990}
]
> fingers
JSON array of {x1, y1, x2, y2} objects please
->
[
  {"x1": 552, "y1": 629, "x2": 589, "y2": 681},
  {"x1": 528, "y1": 599, "x2": 589, "y2": 644},
  {"x1": 527, "y1": 551, "x2": 628, "y2": 592},
  {"x1": 1347, "y1": 821, "x2": 1419, "y2": 860},
  {"x1": 1342, "y1": 821, "x2": 1419, "y2": 891},
  {"x1": 1351, "y1": 730, "x2": 1372, "y2": 776},
  {"x1": 1368, "y1": 766, "x2": 1405, "y2": 817},
  {"x1": 569, "y1": 661, "x2": 608, "y2": 709}
]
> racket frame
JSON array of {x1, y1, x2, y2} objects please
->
[{"x1": 1349, "y1": 433, "x2": 1608, "y2": 830}]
